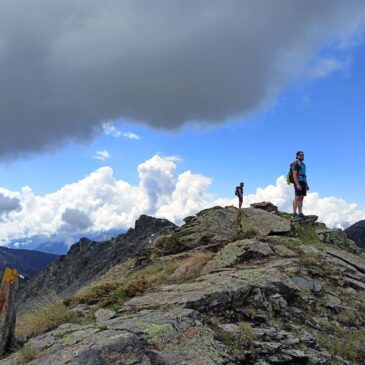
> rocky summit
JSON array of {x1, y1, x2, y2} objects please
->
[{"x1": 3, "y1": 204, "x2": 365, "y2": 365}]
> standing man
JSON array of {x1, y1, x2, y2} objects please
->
[
  {"x1": 292, "y1": 151, "x2": 309, "y2": 219},
  {"x1": 235, "y1": 182, "x2": 244, "y2": 209}
]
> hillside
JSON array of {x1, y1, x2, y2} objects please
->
[
  {"x1": 0, "y1": 246, "x2": 58, "y2": 279},
  {"x1": 3, "y1": 203, "x2": 365, "y2": 365},
  {"x1": 345, "y1": 220, "x2": 365, "y2": 249},
  {"x1": 16, "y1": 215, "x2": 176, "y2": 311}
]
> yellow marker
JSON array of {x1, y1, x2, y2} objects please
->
[{"x1": 2, "y1": 268, "x2": 19, "y2": 284}]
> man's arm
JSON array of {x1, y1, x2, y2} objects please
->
[{"x1": 292, "y1": 164, "x2": 301, "y2": 190}]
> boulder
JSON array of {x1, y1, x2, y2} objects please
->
[
  {"x1": 250, "y1": 202, "x2": 279, "y2": 213},
  {"x1": 95, "y1": 308, "x2": 116, "y2": 322}
]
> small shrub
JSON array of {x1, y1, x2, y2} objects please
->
[
  {"x1": 18, "y1": 345, "x2": 37, "y2": 363},
  {"x1": 16, "y1": 295, "x2": 77, "y2": 338}
]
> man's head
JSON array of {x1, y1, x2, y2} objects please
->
[
  {"x1": 296, "y1": 151, "x2": 304, "y2": 161},
  {"x1": 240, "y1": 182, "x2": 244, "y2": 187}
]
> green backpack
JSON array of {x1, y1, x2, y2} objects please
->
[{"x1": 286, "y1": 161, "x2": 299, "y2": 185}]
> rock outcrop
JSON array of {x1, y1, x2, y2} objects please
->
[
  {"x1": 345, "y1": 219, "x2": 365, "y2": 249},
  {"x1": 4, "y1": 204, "x2": 365, "y2": 365}
]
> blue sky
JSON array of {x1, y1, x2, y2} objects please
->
[{"x1": 0, "y1": 1, "x2": 365, "y2": 249}]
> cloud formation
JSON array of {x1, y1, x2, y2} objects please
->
[
  {"x1": 93, "y1": 150, "x2": 110, "y2": 161},
  {"x1": 60, "y1": 208, "x2": 92, "y2": 232},
  {"x1": 0, "y1": 155, "x2": 364, "y2": 246},
  {"x1": 0, "y1": 1, "x2": 365, "y2": 158},
  {"x1": 0, "y1": 193, "x2": 21, "y2": 217}
]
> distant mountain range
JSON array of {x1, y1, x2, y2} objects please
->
[
  {"x1": 6, "y1": 229, "x2": 125, "y2": 255},
  {"x1": 345, "y1": 220, "x2": 365, "y2": 249},
  {"x1": 0, "y1": 246, "x2": 58, "y2": 279}
]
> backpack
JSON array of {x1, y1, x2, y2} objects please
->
[
  {"x1": 235, "y1": 186, "x2": 240, "y2": 196},
  {"x1": 286, "y1": 161, "x2": 299, "y2": 185}
]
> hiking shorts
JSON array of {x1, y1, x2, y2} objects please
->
[{"x1": 294, "y1": 181, "x2": 307, "y2": 196}]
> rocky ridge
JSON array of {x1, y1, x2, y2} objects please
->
[
  {"x1": 345, "y1": 220, "x2": 365, "y2": 249},
  {"x1": 3, "y1": 203, "x2": 365, "y2": 364}
]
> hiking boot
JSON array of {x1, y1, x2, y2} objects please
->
[
  {"x1": 291, "y1": 213, "x2": 299, "y2": 219},
  {"x1": 298, "y1": 213, "x2": 305, "y2": 219}
]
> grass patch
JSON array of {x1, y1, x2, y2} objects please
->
[
  {"x1": 65, "y1": 252, "x2": 212, "y2": 309},
  {"x1": 18, "y1": 345, "x2": 37, "y2": 363},
  {"x1": 214, "y1": 322, "x2": 256, "y2": 362},
  {"x1": 63, "y1": 282, "x2": 120, "y2": 306},
  {"x1": 297, "y1": 224, "x2": 323, "y2": 246},
  {"x1": 16, "y1": 295, "x2": 77, "y2": 338},
  {"x1": 299, "y1": 252, "x2": 322, "y2": 267},
  {"x1": 315, "y1": 322, "x2": 365, "y2": 364},
  {"x1": 145, "y1": 323, "x2": 174, "y2": 344}
]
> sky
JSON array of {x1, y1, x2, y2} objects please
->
[{"x1": 0, "y1": 1, "x2": 365, "y2": 250}]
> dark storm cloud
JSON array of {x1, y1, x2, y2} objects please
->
[{"x1": 0, "y1": 0, "x2": 364, "y2": 158}]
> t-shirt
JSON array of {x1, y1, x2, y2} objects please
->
[{"x1": 292, "y1": 161, "x2": 307, "y2": 183}]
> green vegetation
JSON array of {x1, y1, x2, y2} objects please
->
[
  {"x1": 145, "y1": 323, "x2": 174, "y2": 344},
  {"x1": 315, "y1": 321, "x2": 365, "y2": 364},
  {"x1": 64, "y1": 252, "x2": 212, "y2": 309},
  {"x1": 16, "y1": 296, "x2": 77, "y2": 338},
  {"x1": 214, "y1": 322, "x2": 256, "y2": 361},
  {"x1": 296, "y1": 223, "x2": 323, "y2": 247},
  {"x1": 18, "y1": 345, "x2": 37, "y2": 363},
  {"x1": 63, "y1": 282, "x2": 120, "y2": 306},
  {"x1": 299, "y1": 252, "x2": 322, "y2": 267}
]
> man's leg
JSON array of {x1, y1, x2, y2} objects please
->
[
  {"x1": 298, "y1": 196, "x2": 304, "y2": 214},
  {"x1": 239, "y1": 197, "x2": 243, "y2": 209},
  {"x1": 293, "y1": 196, "x2": 299, "y2": 214}
]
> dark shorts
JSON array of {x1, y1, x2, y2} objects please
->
[{"x1": 294, "y1": 181, "x2": 307, "y2": 196}]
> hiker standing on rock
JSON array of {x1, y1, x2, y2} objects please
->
[
  {"x1": 292, "y1": 151, "x2": 309, "y2": 219},
  {"x1": 235, "y1": 182, "x2": 244, "y2": 209}
]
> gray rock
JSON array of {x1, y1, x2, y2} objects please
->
[
  {"x1": 95, "y1": 308, "x2": 116, "y2": 322},
  {"x1": 293, "y1": 276, "x2": 322, "y2": 292},
  {"x1": 241, "y1": 208, "x2": 291, "y2": 236},
  {"x1": 202, "y1": 239, "x2": 273, "y2": 273},
  {"x1": 324, "y1": 294, "x2": 341, "y2": 309},
  {"x1": 306, "y1": 348, "x2": 332, "y2": 364},
  {"x1": 250, "y1": 202, "x2": 279, "y2": 213},
  {"x1": 4, "y1": 309, "x2": 229, "y2": 365}
]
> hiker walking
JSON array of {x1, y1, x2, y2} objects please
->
[
  {"x1": 291, "y1": 151, "x2": 309, "y2": 219},
  {"x1": 235, "y1": 182, "x2": 244, "y2": 209}
]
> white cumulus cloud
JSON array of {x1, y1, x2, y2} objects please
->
[{"x1": 0, "y1": 156, "x2": 364, "y2": 247}]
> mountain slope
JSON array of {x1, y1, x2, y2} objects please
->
[
  {"x1": 0, "y1": 247, "x2": 58, "y2": 279},
  {"x1": 345, "y1": 220, "x2": 365, "y2": 249},
  {"x1": 16, "y1": 215, "x2": 176, "y2": 311},
  {"x1": 6, "y1": 204, "x2": 365, "y2": 365}
]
